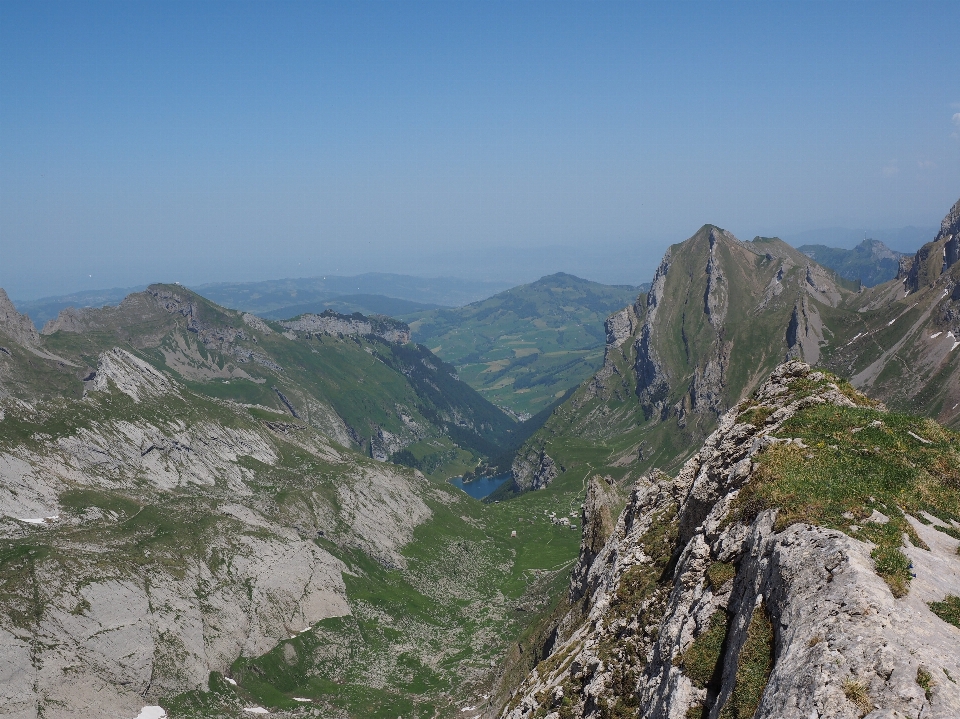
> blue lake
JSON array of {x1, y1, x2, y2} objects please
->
[{"x1": 448, "y1": 472, "x2": 511, "y2": 499}]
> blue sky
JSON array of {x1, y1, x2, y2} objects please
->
[{"x1": 2, "y1": 1, "x2": 959, "y2": 299}]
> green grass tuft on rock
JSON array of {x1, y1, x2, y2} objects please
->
[
  {"x1": 678, "y1": 609, "x2": 729, "y2": 689},
  {"x1": 718, "y1": 606, "x2": 774, "y2": 719},
  {"x1": 929, "y1": 594, "x2": 960, "y2": 629}
]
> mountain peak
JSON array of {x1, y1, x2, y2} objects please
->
[{"x1": 0, "y1": 287, "x2": 40, "y2": 346}]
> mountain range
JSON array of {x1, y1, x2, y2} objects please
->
[{"x1": 2, "y1": 198, "x2": 960, "y2": 718}]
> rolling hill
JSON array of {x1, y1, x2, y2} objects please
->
[{"x1": 405, "y1": 273, "x2": 646, "y2": 418}]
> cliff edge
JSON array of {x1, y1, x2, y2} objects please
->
[{"x1": 502, "y1": 361, "x2": 960, "y2": 719}]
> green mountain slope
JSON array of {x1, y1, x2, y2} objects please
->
[
  {"x1": 797, "y1": 238, "x2": 904, "y2": 287},
  {"x1": 405, "y1": 273, "x2": 645, "y2": 418}
]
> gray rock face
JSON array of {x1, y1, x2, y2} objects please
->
[
  {"x1": 0, "y1": 289, "x2": 39, "y2": 347},
  {"x1": 634, "y1": 251, "x2": 672, "y2": 420},
  {"x1": 604, "y1": 306, "x2": 637, "y2": 348},
  {"x1": 501, "y1": 361, "x2": 960, "y2": 719},
  {"x1": 902, "y1": 198, "x2": 960, "y2": 294},
  {"x1": 704, "y1": 228, "x2": 729, "y2": 328},
  {"x1": 785, "y1": 295, "x2": 825, "y2": 364},
  {"x1": 568, "y1": 476, "x2": 618, "y2": 604},
  {"x1": 937, "y1": 197, "x2": 960, "y2": 271},
  {"x1": 511, "y1": 447, "x2": 560, "y2": 492},
  {"x1": 0, "y1": 353, "x2": 433, "y2": 718},
  {"x1": 280, "y1": 311, "x2": 411, "y2": 343}
]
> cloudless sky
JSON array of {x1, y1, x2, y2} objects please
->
[{"x1": 2, "y1": 1, "x2": 959, "y2": 299}]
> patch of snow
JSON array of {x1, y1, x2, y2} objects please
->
[
  {"x1": 461, "y1": 707, "x2": 476, "y2": 712},
  {"x1": 135, "y1": 708, "x2": 167, "y2": 719},
  {"x1": 293, "y1": 698, "x2": 312, "y2": 702},
  {"x1": 14, "y1": 516, "x2": 57, "y2": 525},
  {"x1": 846, "y1": 332, "x2": 864, "y2": 345},
  {"x1": 907, "y1": 430, "x2": 933, "y2": 445},
  {"x1": 887, "y1": 317, "x2": 897, "y2": 326},
  {"x1": 951, "y1": 341, "x2": 960, "y2": 352},
  {"x1": 931, "y1": 332, "x2": 943, "y2": 339},
  {"x1": 299, "y1": 626, "x2": 312, "y2": 633},
  {"x1": 243, "y1": 709, "x2": 270, "y2": 715},
  {"x1": 224, "y1": 677, "x2": 237, "y2": 686}
]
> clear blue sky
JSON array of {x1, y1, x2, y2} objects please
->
[{"x1": 2, "y1": 1, "x2": 959, "y2": 299}]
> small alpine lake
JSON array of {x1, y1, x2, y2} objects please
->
[{"x1": 448, "y1": 472, "x2": 511, "y2": 499}]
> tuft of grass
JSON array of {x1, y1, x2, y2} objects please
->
[
  {"x1": 609, "y1": 503, "x2": 679, "y2": 621},
  {"x1": 929, "y1": 595, "x2": 960, "y2": 627},
  {"x1": 678, "y1": 610, "x2": 729, "y2": 689},
  {"x1": 706, "y1": 561, "x2": 736, "y2": 592},
  {"x1": 917, "y1": 666, "x2": 934, "y2": 701},
  {"x1": 738, "y1": 405, "x2": 774, "y2": 428},
  {"x1": 870, "y1": 543, "x2": 911, "y2": 598},
  {"x1": 718, "y1": 606, "x2": 774, "y2": 719},
  {"x1": 842, "y1": 677, "x2": 872, "y2": 717}
]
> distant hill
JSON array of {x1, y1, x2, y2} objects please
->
[
  {"x1": 797, "y1": 238, "x2": 904, "y2": 287},
  {"x1": 405, "y1": 273, "x2": 646, "y2": 418},
  {"x1": 784, "y1": 225, "x2": 934, "y2": 252},
  {"x1": 13, "y1": 273, "x2": 514, "y2": 331},
  {"x1": 195, "y1": 273, "x2": 513, "y2": 314},
  {"x1": 261, "y1": 293, "x2": 442, "y2": 319}
]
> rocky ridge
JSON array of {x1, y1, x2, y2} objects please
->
[
  {"x1": 501, "y1": 361, "x2": 960, "y2": 719},
  {"x1": 280, "y1": 310, "x2": 411, "y2": 343}
]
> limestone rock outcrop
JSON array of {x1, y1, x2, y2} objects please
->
[
  {"x1": 0, "y1": 353, "x2": 433, "y2": 718},
  {"x1": 512, "y1": 446, "x2": 560, "y2": 492},
  {"x1": 280, "y1": 310, "x2": 411, "y2": 343},
  {"x1": 501, "y1": 361, "x2": 960, "y2": 719}
]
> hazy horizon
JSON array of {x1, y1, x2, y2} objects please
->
[{"x1": 2, "y1": 1, "x2": 959, "y2": 300}]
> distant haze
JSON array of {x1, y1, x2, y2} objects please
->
[
  {"x1": 2, "y1": 2, "x2": 959, "y2": 300},
  {"x1": 782, "y1": 227, "x2": 937, "y2": 254}
]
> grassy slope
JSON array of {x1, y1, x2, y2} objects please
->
[{"x1": 405, "y1": 273, "x2": 643, "y2": 418}]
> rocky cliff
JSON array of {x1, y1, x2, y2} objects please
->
[
  {"x1": 280, "y1": 309, "x2": 411, "y2": 343},
  {"x1": 512, "y1": 445, "x2": 560, "y2": 492},
  {"x1": 501, "y1": 361, "x2": 960, "y2": 719}
]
